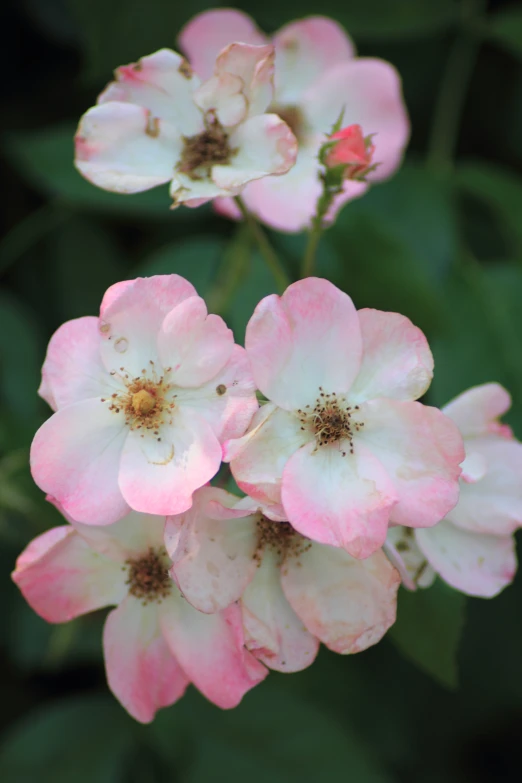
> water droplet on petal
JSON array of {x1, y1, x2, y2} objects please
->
[{"x1": 115, "y1": 337, "x2": 128, "y2": 353}]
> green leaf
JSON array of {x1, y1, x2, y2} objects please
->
[
  {"x1": 0, "y1": 694, "x2": 134, "y2": 783},
  {"x1": 455, "y1": 161, "x2": 522, "y2": 258},
  {"x1": 389, "y1": 580, "x2": 466, "y2": 688},
  {"x1": 226, "y1": 251, "x2": 277, "y2": 344},
  {"x1": 136, "y1": 236, "x2": 226, "y2": 298},
  {"x1": 489, "y1": 8, "x2": 522, "y2": 61}
]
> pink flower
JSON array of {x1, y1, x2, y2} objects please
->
[
  {"x1": 180, "y1": 11, "x2": 409, "y2": 231},
  {"x1": 74, "y1": 45, "x2": 297, "y2": 207},
  {"x1": 165, "y1": 486, "x2": 400, "y2": 672},
  {"x1": 224, "y1": 278, "x2": 464, "y2": 560},
  {"x1": 12, "y1": 504, "x2": 267, "y2": 722},
  {"x1": 386, "y1": 383, "x2": 522, "y2": 597},
  {"x1": 31, "y1": 275, "x2": 257, "y2": 525},
  {"x1": 324, "y1": 123, "x2": 376, "y2": 179}
]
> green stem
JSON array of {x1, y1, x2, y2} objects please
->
[
  {"x1": 427, "y1": 0, "x2": 485, "y2": 173},
  {"x1": 301, "y1": 224, "x2": 322, "y2": 278},
  {"x1": 234, "y1": 196, "x2": 290, "y2": 293}
]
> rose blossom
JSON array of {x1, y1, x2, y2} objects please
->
[
  {"x1": 165, "y1": 486, "x2": 400, "y2": 672},
  {"x1": 386, "y1": 383, "x2": 522, "y2": 597},
  {"x1": 179, "y1": 11, "x2": 409, "y2": 231},
  {"x1": 12, "y1": 504, "x2": 267, "y2": 722},
  {"x1": 31, "y1": 275, "x2": 257, "y2": 525},
  {"x1": 75, "y1": 44, "x2": 297, "y2": 207},
  {"x1": 325, "y1": 123, "x2": 376, "y2": 179},
  {"x1": 224, "y1": 278, "x2": 464, "y2": 559}
]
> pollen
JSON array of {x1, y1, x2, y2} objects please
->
[
  {"x1": 178, "y1": 113, "x2": 237, "y2": 181},
  {"x1": 125, "y1": 547, "x2": 172, "y2": 604},
  {"x1": 102, "y1": 361, "x2": 177, "y2": 434},
  {"x1": 254, "y1": 517, "x2": 311, "y2": 566},
  {"x1": 132, "y1": 389, "x2": 156, "y2": 416},
  {"x1": 297, "y1": 388, "x2": 364, "y2": 455}
]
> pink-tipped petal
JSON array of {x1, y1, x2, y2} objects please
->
[
  {"x1": 30, "y1": 400, "x2": 129, "y2": 525},
  {"x1": 98, "y1": 49, "x2": 202, "y2": 134},
  {"x1": 38, "y1": 317, "x2": 114, "y2": 410},
  {"x1": 179, "y1": 10, "x2": 267, "y2": 81},
  {"x1": 75, "y1": 103, "x2": 182, "y2": 194},
  {"x1": 416, "y1": 522, "x2": 517, "y2": 598},
  {"x1": 273, "y1": 17, "x2": 355, "y2": 104},
  {"x1": 158, "y1": 296, "x2": 233, "y2": 387},
  {"x1": 449, "y1": 438, "x2": 522, "y2": 536},
  {"x1": 349, "y1": 309, "x2": 434, "y2": 403},
  {"x1": 359, "y1": 399, "x2": 464, "y2": 528},
  {"x1": 282, "y1": 441, "x2": 398, "y2": 558},
  {"x1": 178, "y1": 345, "x2": 258, "y2": 442},
  {"x1": 12, "y1": 526, "x2": 126, "y2": 622},
  {"x1": 245, "y1": 278, "x2": 362, "y2": 410},
  {"x1": 443, "y1": 383, "x2": 512, "y2": 438},
  {"x1": 99, "y1": 275, "x2": 196, "y2": 377},
  {"x1": 242, "y1": 552, "x2": 319, "y2": 672},
  {"x1": 281, "y1": 543, "x2": 400, "y2": 653},
  {"x1": 212, "y1": 115, "x2": 297, "y2": 192},
  {"x1": 160, "y1": 596, "x2": 267, "y2": 708},
  {"x1": 304, "y1": 58, "x2": 409, "y2": 180},
  {"x1": 118, "y1": 410, "x2": 221, "y2": 516},
  {"x1": 165, "y1": 486, "x2": 258, "y2": 613},
  {"x1": 104, "y1": 598, "x2": 188, "y2": 724},
  {"x1": 226, "y1": 404, "x2": 309, "y2": 507}
]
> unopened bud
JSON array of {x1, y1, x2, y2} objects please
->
[{"x1": 324, "y1": 124, "x2": 376, "y2": 180}]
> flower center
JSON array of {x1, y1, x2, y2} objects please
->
[
  {"x1": 297, "y1": 388, "x2": 364, "y2": 456},
  {"x1": 254, "y1": 516, "x2": 311, "y2": 565},
  {"x1": 101, "y1": 362, "x2": 176, "y2": 439},
  {"x1": 178, "y1": 114, "x2": 237, "y2": 180},
  {"x1": 271, "y1": 104, "x2": 304, "y2": 142},
  {"x1": 125, "y1": 547, "x2": 172, "y2": 604}
]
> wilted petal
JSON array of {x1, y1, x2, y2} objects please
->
[
  {"x1": 281, "y1": 542, "x2": 399, "y2": 652},
  {"x1": 214, "y1": 43, "x2": 275, "y2": 116},
  {"x1": 104, "y1": 598, "x2": 188, "y2": 724},
  {"x1": 416, "y1": 521, "x2": 517, "y2": 598},
  {"x1": 245, "y1": 278, "x2": 362, "y2": 410},
  {"x1": 349, "y1": 309, "x2": 433, "y2": 403},
  {"x1": 12, "y1": 526, "x2": 126, "y2": 622}
]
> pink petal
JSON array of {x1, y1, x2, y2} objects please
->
[
  {"x1": 75, "y1": 103, "x2": 182, "y2": 194},
  {"x1": 245, "y1": 278, "x2": 362, "y2": 410},
  {"x1": 443, "y1": 383, "x2": 512, "y2": 438},
  {"x1": 214, "y1": 43, "x2": 275, "y2": 117},
  {"x1": 38, "y1": 317, "x2": 115, "y2": 411},
  {"x1": 282, "y1": 441, "x2": 398, "y2": 558},
  {"x1": 12, "y1": 526, "x2": 126, "y2": 622},
  {"x1": 214, "y1": 195, "x2": 242, "y2": 221},
  {"x1": 225, "y1": 404, "x2": 309, "y2": 507},
  {"x1": 212, "y1": 114, "x2": 297, "y2": 192},
  {"x1": 304, "y1": 58, "x2": 409, "y2": 180},
  {"x1": 179, "y1": 10, "x2": 267, "y2": 81},
  {"x1": 449, "y1": 437, "x2": 522, "y2": 536},
  {"x1": 273, "y1": 17, "x2": 355, "y2": 104},
  {"x1": 158, "y1": 296, "x2": 233, "y2": 387},
  {"x1": 165, "y1": 486, "x2": 258, "y2": 613},
  {"x1": 178, "y1": 345, "x2": 258, "y2": 443},
  {"x1": 416, "y1": 521, "x2": 517, "y2": 598},
  {"x1": 104, "y1": 598, "x2": 188, "y2": 724},
  {"x1": 281, "y1": 542, "x2": 400, "y2": 653},
  {"x1": 30, "y1": 399, "x2": 129, "y2": 525},
  {"x1": 99, "y1": 275, "x2": 196, "y2": 377},
  {"x1": 358, "y1": 399, "x2": 464, "y2": 528},
  {"x1": 98, "y1": 48, "x2": 202, "y2": 135},
  {"x1": 118, "y1": 410, "x2": 221, "y2": 515},
  {"x1": 160, "y1": 596, "x2": 267, "y2": 708},
  {"x1": 242, "y1": 552, "x2": 319, "y2": 672},
  {"x1": 349, "y1": 309, "x2": 434, "y2": 403}
]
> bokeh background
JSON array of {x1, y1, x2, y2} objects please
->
[{"x1": 2, "y1": 0, "x2": 522, "y2": 780}]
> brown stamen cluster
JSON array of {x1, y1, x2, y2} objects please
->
[
  {"x1": 101, "y1": 361, "x2": 176, "y2": 441},
  {"x1": 125, "y1": 547, "x2": 172, "y2": 604},
  {"x1": 297, "y1": 388, "x2": 364, "y2": 456},
  {"x1": 178, "y1": 114, "x2": 237, "y2": 181},
  {"x1": 254, "y1": 516, "x2": 311, "y2": 566}
]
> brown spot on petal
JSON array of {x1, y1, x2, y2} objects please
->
[
  {"x1": 146, "y1": 116, "x2": 160, "y2": 138},
  {"x1": 216, "y1": 384, "x2": 227, "y2": 396},
  {"x1": 178, "y1": 58, "x2": 193, "y2": 79}
]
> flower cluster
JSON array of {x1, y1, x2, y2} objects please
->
[
  {"x1": 13, "y1": 274, "x2": 522, "y2": 723},
  {"x1": 74, "y1": 11, "x2": 409, "y2": 230}
]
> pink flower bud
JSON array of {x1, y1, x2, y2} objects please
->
[{"x1": 325, "y1": 123, "x2": 376, "y2": 179}]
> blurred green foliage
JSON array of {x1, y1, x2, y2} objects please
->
[{"x1": 2, "y1": 0, "x2": 522, "y2": 780}]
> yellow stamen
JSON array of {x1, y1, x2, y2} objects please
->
[{"x1": 132, "y1": 389, "x2": 156, "y2": 416}]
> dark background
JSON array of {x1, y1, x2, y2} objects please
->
[{"x1": 2, "y1": 0, "x2": 522, "y2": 780}]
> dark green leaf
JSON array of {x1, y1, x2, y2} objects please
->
[
  {"x1": 489, "y1": 8, "x2": 522, "y2": 61},
  {"x1": 226, "y1": 251, "x2": 277, "y2": 344},
  {"x1": 136, "y1": 236, "x2": 226, "y2": 298},
  {"x1": 389, "y1": 580, "x2": 467, "y2": 688}
]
